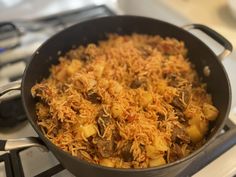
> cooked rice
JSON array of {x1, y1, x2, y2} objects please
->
[{"x1": 31, "y1": 34, "x2": 219, "y2": 168}]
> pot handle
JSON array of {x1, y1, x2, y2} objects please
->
[
  {"x1": 0, "y1": 137, "x2": 47, "y2": 151},
  {"x1": 182, "y1": 24, "x2": 233, "y2": 60},
  {"x1": 0, "y1": 22, "x2": 21, "y2": 51},
  {"x1": 0, "y1": 79, "x2": 21, "y2": 102}
]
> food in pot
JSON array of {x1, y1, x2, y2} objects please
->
[{"x1": 31, "y1": 34, "x2": 219, "y2": 168}]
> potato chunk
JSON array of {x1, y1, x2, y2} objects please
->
[
  {"x1": 153, "y1": 136, "x2": 169, "y2": 152},
  {"x1": 80, "y1": 124, "x2": 97, "y2": 138},
  {"x1": 198, "y1": 120, "x2": 209, "y2": 135},
  {"x1": 186, "y1": 124, "x2": 203, "y2": 143},
  {"x1": 100, "y1": 158, "x2": 115, "y2": 167},
  {"x1": 66, "y1": 60, "x2": 82, "y2": 75},
  {"x1": 189, "y1": 116, "x2": 208, "y2": 135},
  {"x1": 93, "y1": 60, "x2": 105, "y2": 77},
  {"x1": 146, "y1": 145, "x2": 159, "y2": 158},
  {"x1": 111, "y1": 103, "x2": 124, "y2": 118},
  {"x1": 149, "y1": 156, "x2": 166, "y2": 167},
  {"x1": 146, "y1": 135, "x2": 169, "y2": 158},
  {"x1": 202, "y1": 103, "x2": 219, "y2": 121},
  {"x1": 140, "y1": 91, "x2": 153, "y2": 107}
]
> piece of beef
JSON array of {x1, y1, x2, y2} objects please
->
[
  {"x1": 80, "y1": 53, "x2": 91, "y2": 62},
  {"x1": 130, "y1": 79, "x2": 143, "y2": 89},
  {"x1": 174, "y1": 108, "x2": 187, "y2": 123},
  {"x1": 156, "y1": 112, "x2": 166, "y2": 121},
  {"x1": 86, "y1": 90, "x2": 102, "y2": 104},
  {"x1": 95, "y1": 137, "x2": 114, "y2": 158},
  {"x1": 171, "y1": 88, "x2": 191, "y2": 111},
  {"x1": 96, "y1": 110, "x2": 111, "y2": 136},
  {"x1": 121, "y1": 141, "x2": 133, "y2": 162},
  {"x1": 171, "y1": 125, "x2": 190, "y2": 144},
  {"x1": 169, "y1": 144, "x2": 184, "y2": 162}
]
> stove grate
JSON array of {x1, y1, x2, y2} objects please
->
[
  {"x1": 0, "y1": 153, "x2": 13, "y2": 177},
  {"x1": 34, "y1": 164, "x2": 64, "y2": 177}
]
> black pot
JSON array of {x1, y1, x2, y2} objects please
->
[{"x1": 0, "y1": 16, "x2": 233, "y2": 177}]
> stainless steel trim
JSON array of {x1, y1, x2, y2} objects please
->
[
  {"x1": 218, "y1": 49, "x2": 232, "y2": 61},
  {"x1": 181, "y1": 24, "x2": 195, "y2": 30},
  {"x1": 0, "y1": 79, "x2": 21, "y2": 102},
  {"x1": 4, "y1": 137, "x2": 47, "y2": 151}
]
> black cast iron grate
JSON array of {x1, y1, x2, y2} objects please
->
[
  {"x1": 1, "y1": 119, "x2": 236, "y2": 177},
  {"x1": 0, "y1": 153, "x2": 13, "y2": 177}
]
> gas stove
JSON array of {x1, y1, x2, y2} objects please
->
[{"x1": 1, "y1": 1, "x2": 236, "y2": 177}]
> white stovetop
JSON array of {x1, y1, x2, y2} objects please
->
[{"x1": 0, "y1": 0, "x2": 236, "y2": 177}]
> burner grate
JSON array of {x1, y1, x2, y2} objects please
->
[
  {"x1": 0, "y1": 153, "x2": 13, "y2": 177},
  {"x1": 34, "y1": 164, "x2": 64, "y2": 177}
]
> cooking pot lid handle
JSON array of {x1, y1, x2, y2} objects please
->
[{"x1": 182, "y1": 24, "x2": 233, "y2": 61}]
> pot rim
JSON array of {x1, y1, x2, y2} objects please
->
[{"x1": 21, "y1": 15, "x2": 232, "y2": 172}]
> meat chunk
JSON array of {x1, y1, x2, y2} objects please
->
[
  {"x1": 112, "y1": 128, "x2": 121, "y2": 141},
  {"x1": 96, "y1": 110, "x2": 111, "y2": 136},
  {"x1": 156, "y1": 112, "x2": 165, "y2": 121},
  {"x1": 167, "y1": 74, "x2": 189, "y2": 88},
  {"x1": 31, "y1": 84, "x2": 52, "y2": 103},
  {"x1": 95, "y1": 137, "x2": 114, "y2": 158},
  {"x1": 167, "y1": 74, "x2": 179, "y2": 87},
  {"x1": 169, "y1": 144, "x2": 184, "y2": 162},
  {"x1": 171, "y1": 125, "x2": 190, "y2": 144},
  {"x1": 80, "y1": 53, "x2": 91, "y2": 62},
  {"x1": 171, "y1": 88, "x2": 191, "y2": 111},
  {"x1": 86, "y1": 90, "x2": 102, "y2": 104},
  {"x1": 121, "y1": 141, "x2": 133, "y2": 162},
  {"x1": 174, "y1": 108, "x2": 187, "y2": 123},
  {"x1": 95, "y1": 110, "x2": 116, "y2": 157},
  {"x1": 130, "y1": 79, "x2": 142, "y2": 89}
]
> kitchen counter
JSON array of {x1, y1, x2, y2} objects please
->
[{"x1": 161, "y1": 0, "x2": 236, "y2": 47}]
